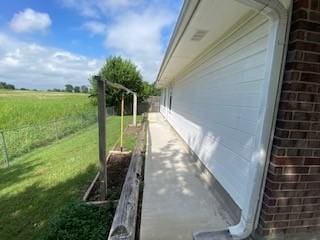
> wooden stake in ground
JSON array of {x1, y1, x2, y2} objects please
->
[
  {"x1": 96, "y1": 76, "x2": 107, "y2": 200},
  {"x1": 120, "y1": 93, "x2": 124, "y2": 152}
]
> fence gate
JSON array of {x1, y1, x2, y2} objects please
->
[{"x1": 147, "y1": 96, "x2": 160, "y2": 112}]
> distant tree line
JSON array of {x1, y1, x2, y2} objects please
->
[
  {"x1": 0, "y1": 82, "x2": 15, "y2": 90},
  {"x1": 47, "y1": 85, "x2": 89, "y2": 93}
]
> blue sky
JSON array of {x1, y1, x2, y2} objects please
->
[{"x1": 0, "y1": 0, "x2": 182, "y2": 89}]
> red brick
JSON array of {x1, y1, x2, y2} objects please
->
[
  {"x1": 277, "y1": 111, "x2": 293, "y2": 120},
  {"x1": 271, "y1": 156, "x2": 305, "y2": 165},
  {"x1": 280, "y1": 182, "x2": 306, "y2": 190},
  {"x1": 300, "y1": 212, "x2": 315, "y2": 218},
  {"x1": 311, "y1": 0, "x2": 320, "y2": 10},
  {"x1": 286, "y1": 62, "x2": 320, "y2": 73},
  {"x1": 284, "y1": 71, "x2": 301, "y2": 82},
  {"x1": 305, "y1": 157, "x2": 320, "y2": 165},
  {"x1": 288, "y1": 148, "x2": 313, "y2": 156},
  {"x1": 280, "y1": 92, "x2": 297, "y2": 101},
  {"x1": 284, "y1": 166, "x2": 310, "y2": 174},
  {"x1": 268, "y1": 164, "x2": 283, "y2": 175},
  {"x1": 311, "y1": 122, "x2": 320, "y2": 130},
  {"x1": 278, "y1": 198, "x2": 303, "y2": 206},
  {"x1": 289, "y1": 30, "x2": 306, "y2": 42},
  {"x1": 297, "y1": 94, "x2": 320, "y2": 103},
  {"x1": 282, "y1": 82, "x2": 318, "y2": 93},
  {"x1": 313, "y1": 104, "x2": 320, "y2": 112},
  {"x1": 284, "y1": 71, "x2": 301, "y2": 81},
  {"x1": 293, "y1": 112, "x2": 320, "y2": 121},
  {"x1": 310, "y1": 166, "x2": 320, "y2": 173},
  {"x1": 287, "y1": 50, "x2": 304, "y2": 62},
  {"x1": 308, "y1": 140, "x2": 320, "y2": 148},
  {"x1": 271, "y1": 146, "x2": 286, "y2": 156},
  {"x1": 288, "y1": 41, "x2": 320, "y2": 53},
  {"x1": 289, "y1": 220, "x2": 304, "y2": 227},
  {"x1": 293, "y1": 9, "x2": 308, "y2": 21},
  {"x1": 277, "y1": 120, "x2": 310, "y2": 130},
  {"x1": 303, "y1": 52, "x2": 320, "y2": 62},
  {"x1": 274, "y1": 138, "x2": 307, "y2": 148},
  {"x1": 309, "y1": 11, "x2": 320, "y2": 22},
  {"x1": 293, "y1": 0, "x2": 310, "y2": 11},
  {"x1": 306, "y1": 182, "x2": 320, "y2": 189},
  {"x1": 268, "y1": 172, "x2": 300, "y2": 182},
  {"x1": 306, "y1": 131, "x2": 320, "y2": 139},
  {"x1": 291, "y1": 20, "x2": 320, "y2": 32},
  {"x1": 300, "y1": 73, "x2": 320, "y2": 83},
  {"x1": 260, "y1": 211, "x2": 274, "y2": 221},
  {"x1": 290, "y1": 131, "x2": 307, "y2": 138},
  {"x1": 300, "y1": 175, "x2": 320, "y2": 182},
  {"x1": 295, "y1": 189, "x2": 320, "y2": 197},
  {"x1": 279, "y1": 101, "x2": 314, "y2": 111},
  {"x1": 313, "y1": 150, "x2": 320, "y2": 156},
  {"x1": 302, "y1": 204, "x2": 320, "y2": 212},
  {"x1": 303, "y1": 197, "x2": 320, "y2": 204},
  {"x1": 275, "y1": 129, "x2": 290, "y2": 138}
]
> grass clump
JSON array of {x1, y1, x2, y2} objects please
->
[{"x1": 42, "y1": 201, "x2": 115, "y2": 240}]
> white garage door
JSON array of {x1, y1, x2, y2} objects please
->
[{"x1": 160, "y1": 14, "x2": 271, "y2": 210}]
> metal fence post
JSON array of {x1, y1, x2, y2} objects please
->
[
  {"x1": 1, "y1": 131, "x2": 9, "y2": 167},
  {"x1": 54, "y1": 118, "x2": 59, "y2": 140}
]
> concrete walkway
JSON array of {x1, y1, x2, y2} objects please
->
[{"x1": 140, "y1": 113, "x2": 233, "y2": 240}]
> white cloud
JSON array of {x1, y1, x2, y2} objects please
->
[
  {"x1": 58, "y1": 0, "x2": 180, "y2": 82},
  {"x1": 10, "y1": 8, "x2": 52, "y2": 33},
  {"x1": 83, "y1": 21, "x2": 106, "y2": 35},
  {"x1": 0, "y1": 33, "x2": 103, "y2": 89},
  {"x1": 105, "y1": 8, "x2": 175, "y2": 81},
  {"x1": 59, "y1": 0, "x2": 141, "y2": 17}
]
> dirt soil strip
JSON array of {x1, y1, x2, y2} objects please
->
[{"x1": 87, "y1": 152, "x2": 131, "y2": 202}]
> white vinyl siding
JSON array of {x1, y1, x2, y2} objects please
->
[{"x1": 160, "y1": 14, "x2": 271, "y2": 210}]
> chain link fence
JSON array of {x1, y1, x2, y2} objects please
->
[{"x1": 0, "y1": 106, "x2": 115, "y2": 167}]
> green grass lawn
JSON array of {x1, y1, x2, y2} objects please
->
[
  {"x1": 0, "y1": 90, "x2": 97, "y2": 165},
  {"x1": 0, "y1": 90, "x2": 94, "y2": 130},
  {"x1": 0, "y1": 116, "x2": 138, "y2": 240}
]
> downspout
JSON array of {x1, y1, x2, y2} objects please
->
[{"x1": 228, "y1": 0, "x2": 290, "y2": 239}]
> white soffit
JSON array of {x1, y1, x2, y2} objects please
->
[{"x1": 158, "y1": 0, "x2": 254, "y2": 86}]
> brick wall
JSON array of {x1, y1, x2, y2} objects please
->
[{"x1": 257, "y1": 0, "x2": 320, "y2": 237}]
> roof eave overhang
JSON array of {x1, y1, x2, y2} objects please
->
[{"x1": 155, "y1": 0, "x2": 200, "y2": 88}]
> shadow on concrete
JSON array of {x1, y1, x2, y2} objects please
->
[{"x1": 140, "y1": 114, "x2": 236, "y2": 240}]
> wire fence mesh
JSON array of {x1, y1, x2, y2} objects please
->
[{"x1": 0, "y1": 106, "x2": 115, "y2": 167}]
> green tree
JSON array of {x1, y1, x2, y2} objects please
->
[
  {"x1": 0, "y1": 82, "x2": 15, "y2": 90},
  {"x1": 141, "y1": 81, "x2": 161, "y2": 100},
  {"x1": 81, "y1": 85, "x2": 88, "y2": 93},
  {"x1": 65, "y1": 84, "x2": 74, "y2": 92},
  {"x1": 89, "y1": 56, "x2": 143, "y2": 107},
  {"x1": 74, "y1": 86, "x2": 80, "y2": 93}
]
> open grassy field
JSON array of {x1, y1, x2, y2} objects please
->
[
  {"x1": 0, "y1": 90, "x2": 97, "y2": 165},
  {"x1": 0, "y1": 116, "x2": 138, "y2": 240},
  {"x1": 0, "y1": 90, "x2": 95, "y2": 130}
]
